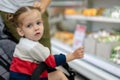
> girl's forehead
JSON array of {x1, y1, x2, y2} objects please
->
[
  {"x1": 17, "y1": 9, "x2": 42, "y2": 26},
  {"x1": 19, "y1": 9, "x2": 41, "y2": 21}
]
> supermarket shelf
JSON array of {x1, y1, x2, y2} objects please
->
[
  {"x1": 50, "y1": 0, "x2": 85, "y2": 7},
  {"x1": 51, "y1": 38, "x2": 120, "y2": 80},
  {"x1": 49, "y1": 15, "x2": 63, "y2": 24},
  {"x1": 65, "y1": 15, "x2": 120, "y2": 23}
]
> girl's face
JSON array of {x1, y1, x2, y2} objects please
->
[{"x1": 17, "y1": 9, "x2": 44, "y2": 41}]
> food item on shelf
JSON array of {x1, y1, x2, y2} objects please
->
[
  {"x1": 81, "y1": 8, "x2": 105, "y2": 16},
  {"x1": 82, "y1": 8, "x2": 97, "y2": 16},
  {"x1": 96, "y1": 35, "x2": 120, "y2": 43},
  {"x1": 103, "y1": 6, "x2": 120, "y2": 18},
  {"x1": 110, "y1": 46, "x2": 120, "y2": 65},
  {"x1": 97, "y1": 8, "x2": 105, "y2": 16},
  {"x1": 64, "y1": 8, "x2": 77, "y2": 15},
  {"x1": 85, "y1": 30, "x2": 120, "y2": 60},
  {"x1": 54, "y1": 31, "x2": 74, "y2": 45},
  {"x1": 88, "y1": 30, "x2": 120, "y2": 43},
  {"x1": 85, "y1": 34, "x2": 120, "y2": 60},
  {"x1": 64, "y1": 8, "x2": 105, "y2": 16}
]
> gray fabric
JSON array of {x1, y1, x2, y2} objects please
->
[
  {"x1": 0, "y1": 48, "x2": 10, "y2": 80},
  {"x1": 0, "y1": 13, "x2": 16, "y2": 80},
  {"x1": 0, "y1": 15, "x2": 9, "y2": 39},
  {"x1": 0, "y1": 0, "x2": 35, "y2": 13},
  {"x1": 0, "y1": 39, "x2": 16, "y2": 59},
  {"x1": 0, "y1": 40, "x2": 16, "y2": 80}
]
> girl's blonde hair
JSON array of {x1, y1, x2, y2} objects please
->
[{"x1": 13, "y1": 6, "x2": 41, "y2": 27}]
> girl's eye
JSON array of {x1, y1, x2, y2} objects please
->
[
  {"x1": 36, "y1": 21, "x2": 41, "y2": 25},
  {"x1": 27, "y1": 24, "x2": 32, "y2": 28}
]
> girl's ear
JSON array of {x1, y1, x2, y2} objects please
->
[{"x1": 17, "y1": 27, "x2": 24, "y2": 36}]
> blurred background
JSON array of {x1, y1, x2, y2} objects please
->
[{"x1": 48, "y1": 0, "x2": 120, "y2": 80}]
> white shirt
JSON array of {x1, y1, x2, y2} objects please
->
[
  {"x1": 14, "y1": 38, "x2": 50, "y2": 62},
  {"x1": 0, "y1": 0, "x2": 40, "y2": 13}
]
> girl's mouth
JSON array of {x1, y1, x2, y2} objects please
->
[{"x1": 35, "y1": 32, "x2": 41, "y2": 36}]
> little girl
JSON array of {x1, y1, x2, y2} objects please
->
[{"x1": 9, "y1": 6, "x2": 84, "y2": 80}]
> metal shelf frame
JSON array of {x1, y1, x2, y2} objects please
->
[
  {"x1": 65, "y1": 15, "x2": 120, "y2": 23},
  {"x1": 50, "y1": 0, "x2": 87, "y2": 7}
]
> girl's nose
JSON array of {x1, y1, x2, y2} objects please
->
[{"x1": 34, "y1": 25, "x2": 39, "y2": 31}]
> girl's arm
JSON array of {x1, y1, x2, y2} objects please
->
[
  {"x1": 29, "y1": 43, "x2": 83, "y2": 68},
  {"x1": 45, "y1": 47, "x2": 84, "y2": 67}
]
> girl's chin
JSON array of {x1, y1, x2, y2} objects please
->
[
  {"x1": 28, "y1": 38, "x2": 40, "y2": 42},
  {"x1": 34, "y1": 37, "x2": 41, "y2": 41}
]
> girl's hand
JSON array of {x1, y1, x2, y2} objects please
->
[
  {"x1": 72, "y1": 47, "x2": 84, "y2": 59},
  {"x1": 66, "y1": 47, "x2": 84, "y2": 62}
]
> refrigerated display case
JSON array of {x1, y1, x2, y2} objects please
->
[
  {"x1": 48, "y1": 0, "x2": 120, "y2": 80},
  {"x1": 51, "y1": 38, "x2": 120, "y2": 80}
]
